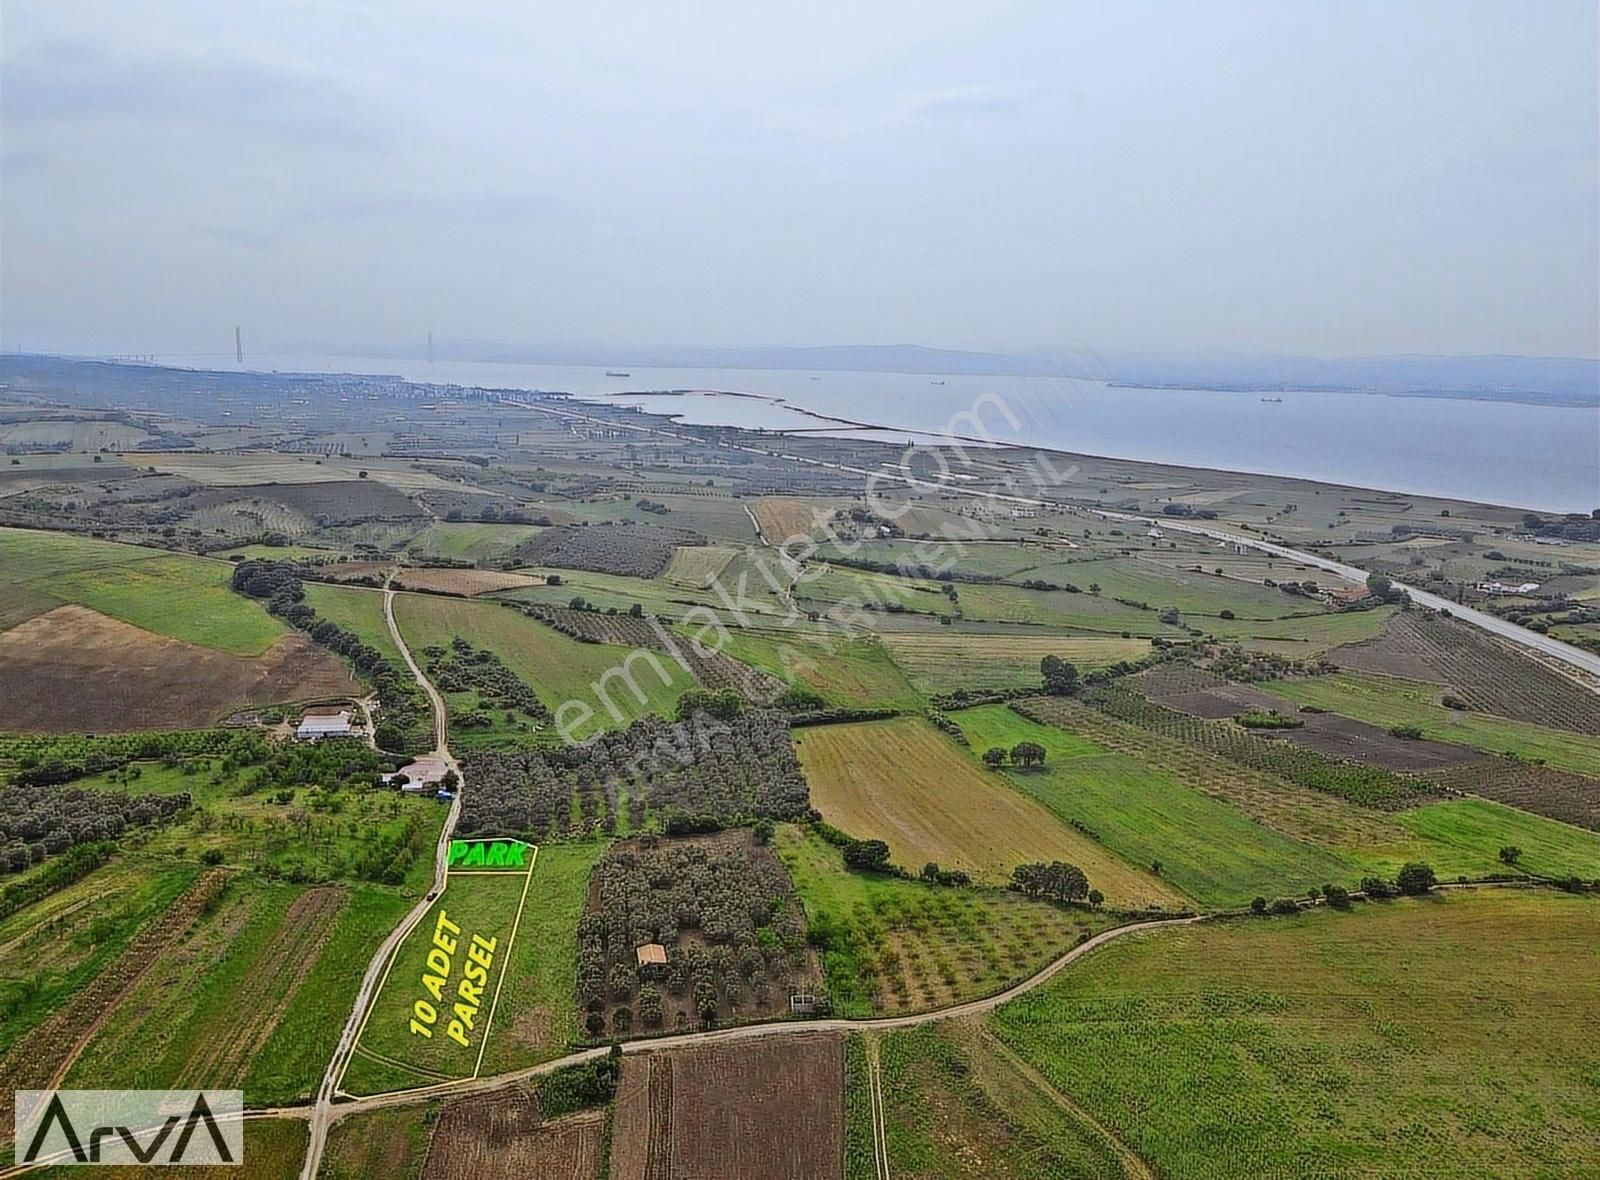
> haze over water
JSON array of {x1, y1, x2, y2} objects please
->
[{"x1": 250, "y1": 355, "x2": 1598, "y2": 513}]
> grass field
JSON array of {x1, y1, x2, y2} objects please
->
[
  {"x1": 776, "y1": 825, "x2": 1120, "y2": 1018},
  {"x1": 318, "y1": 1103, "x2": 437, "y2": 1180},
  {"x1": 31, "y1": 1119, "x2": 311, "y2": 1179},
  {"x1": 719, "y1": 628, "x2": 926, "y2": 711},
  {"x1": 991, "y1": 890, "x2": 1600, "y2": 1180},
  {"x1": 881, "y1": 630, "x2": 1151, "y2": 693},
  {"x1": 1261, "y1": 671, "x2": 1600, "y2": 774},
  {"x1": 956, "y1": 705, "x2": 1352, "y2": 908},
  {"x1": 661, "y1": 543, "x2": 738, "y2": 587},
  {"x1": 795, "y1": 717, "x2": 1180, "y2": 906},
  {"x1": 62, "y1": 879, "x2": 410, "y2": 1105},
  {"x1": 302, "y1": 581, "x2": 405, "y2": 666},
  {"x1": 344, "y1": 864, "x2": 534, "y2": 1094},
  {"x1": 477, "y1": 840, "x2": 608, "y2": 1074},
  {"x1": 0, "y1": 527, "x2": 285, "y2": 654},
  {"x1": 409, "y1": 521, "x2": 546, "y2": 562},
  {"x1": 1366, "y1": 798, "x2": 1600, "y2": 882},
  {"x1": 395, "y1": 594, "x2": 697, "y2": 740},
  {"x1": 856, "y1": 1023, "x2": 1133, "y2": 1180}
]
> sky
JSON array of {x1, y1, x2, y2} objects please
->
[{"x1": 2, "y1": 0, "x2": 1597, "y2": 361}]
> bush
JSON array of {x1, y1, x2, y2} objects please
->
[
  {"x1": 1396, "y1": 862, "x2": 1437, "y2": 895},
  {"x1": 1322, "y1": 884, "x2": 1351, "y2": 909},
  {"x1": 1388, "y1": 724, "x2": 1424, "y2": 740},
  {"x1": 842, "y1": 839, "x2": 892, "y2": 873},
  {"x1": 200, "y1": 848, "x2": 226, "y2": 866},
  {"x1": 1360, "y1": 875, "x2": 1396, "y2": 899},
  {"x1": 1268, "y1": 897, "x2": 1301, "y2": 916},
  {"x1": 1250, "y1": 896, "x2": 1267, "y2": 915}
]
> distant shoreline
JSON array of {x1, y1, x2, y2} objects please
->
[{"x1": 1105, "y1": 382, "x2": 1599, "y2": 409}]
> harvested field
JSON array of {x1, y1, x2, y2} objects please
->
[
  {"x1": 661, "y1": 543, "x2": 738, "y2": 587},
  {"x1": 611, "y1": 1035, "x2": 844, "y2": 1180},
  {"x1": 424, "y1": 1089, "x2": 604, "y2": 1180},
  {"x1": 753, "y1": 495, "x2": 832, "y2": 542},
  {"x1": 0, "y1": 605, "x2": 357, "y2": 732},
  {"x1": 1426, "y1": 761, "x2": 1600, "y2": 832},
  {"x1": 796, "y1": 716, "x2": 1176, "y2": 905},
  {"x1": 1330, "y1": 611, "x2": 1600, "y2": 735},
  {"x1": 1273, "y1": 714, "x2": 1486, "y2": 771},
  {"x1": 393, "y1": 566, "x2": 543, "y2": 596},
  {"x1": 517, "y1": 522, "x2": 705, "y2": 577}
]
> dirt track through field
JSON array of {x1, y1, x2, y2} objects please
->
[{"x1": 865, "y1": 1037, "x2": 890, "y2": 1180}]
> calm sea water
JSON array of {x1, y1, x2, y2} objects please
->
[{"x1": 253, "y1": 355, "x2": 1599, "y2": 513}]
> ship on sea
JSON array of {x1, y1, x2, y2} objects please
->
[
  {"x1": 931, "y1": 379, "x2": 946, "y2": 385},
  {"x1": 605, "y1": 370, "x2": 631, "y2": 378},
  {"x1": 1260, "y1": 396, "x2": 1283, "y2": 403}
]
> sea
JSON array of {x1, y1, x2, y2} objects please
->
[{"x1": 245, "y1": 355, "x2": 1599, "y2": 514}]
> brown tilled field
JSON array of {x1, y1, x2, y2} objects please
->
[
  {"x1": 1427, "y1": 761, "x2": 1600, "y2": 832},
  {"x1": 423, "y1": 1089, "x2": 605, "y2": 1180},
  {"x1": 0, "y1": 605, "x2": 357, "y2": 732},
  {"x1": 611, "y1": 1035, "x2": 844, "y2": 1180},
  {"x1": 1330, "y1": 611, "x2": 1600, "y2": 734},
  {"x1": 754, "y1": 496, "x2": 829, "y2": 542}
]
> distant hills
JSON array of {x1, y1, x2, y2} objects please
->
[{"x1": 429, "y1": 341, "x2": 1599, "y2": 407}]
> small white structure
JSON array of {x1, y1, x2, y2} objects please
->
[{"x1": 296, "y1": 708, "x2": 354, "y2": 741}]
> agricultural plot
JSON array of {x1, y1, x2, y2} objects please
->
[
  {"x1": 720, "y1": 627, "x2": 927, "y2": 711},
  {"x1": 661, "y1": 542, "x2": 739, "y2": 587},
  {"x1": 28, "y1": 1119, "x2": 310, "y2": 1180},
  {"x1": 881, "y1": 630, "x2": 1150, "y2": 692},
  {"x1": 302, "y1": 581, "x2": 405, "y2": 666},
  {"x1": 990, "y1": 890, "x2": 1600, "y2": 1180},
  {"x1": 1024, "y1": 555, "x2": 1324, "y2": 621},
  {"x1": 1, "y1": 526, "x2": 287, "y2": 654},
  {"x1": 1329, "y1": 610, "x2": 1600, "y2": 734},
  {"x1": 319, "y1": 1103, "x2": 437, "y2": 1180},
  {"x1": 1364, "y1": 798, "x2": 1600, "y2": 882},
  {"x1": 0, "y1": 604, "x2": 356, "y2": 732},
  {"x1": 1426, "y1": 760, "x2": 1600, "y2": 832},
  {"x1": 795, "y1": 717, "x2": 1176, "y2": 905},
  {"x1": 855, "y1": 1024, "x2": 1133, "y2": 1180},
  {"x1": 753, "y1": 495, "x2": 839, "y2": 542},
  {"x1": 515, "y1": 521, "x2": 705, "y2": 577},
  {"x1": 344, "y1": 860, "x2": 536, "y2": 1095},
  {"x1": 409, "y1": 520, "x2": 547, "y2": 563},
  {"x1": 476, "y1": 841, "x2": 607, "y2": 1075},
  {"x1": 776, "y1": 825, "x2": 1120, "y2": 1017},
  {"x1": 423, "y1": 1092, "x2": 605, "y2": 1180},
  {"x1": 393, "y1": 567, "x2": 543, "y2": 596},
  {"x1": 956, "y1": 705, "x2": 1350, "y2": 908},
  {"x1": 128, "y1": 451, "x2": 458, "y2": 493},
  {"x1": 395, "y1": 593, "x2": 698, "y2": 741},
  {"x1": 579, "y1": 831, "x2": 819, "y2": 1038},
  {"x1": 461, "y1": 711, "x2": 807, "y2": 841},
  {"x1": 610, "y1": 1036, "x2": 844, "y2": 1180},
  {"x1": 1260, "y1": 671, "x2": 1600, "y2": 775},
  {"x1": 951, "y1": 582, "x2": 1188, "y2": 637}
]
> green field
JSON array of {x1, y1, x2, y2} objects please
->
[
  {"x1": 476, "y1": 840, "x2": 608, "y2": 1074},
  {"x1": 1261, "y1": 671, "x2": 1600, "y2": 774},
  {"x1": 881, "y1": 630, "x2": 1151, "y2": 693},
  {"x1": 63, "y1": 879, "x2": 410, "y2": 1105},
  {"x1": 408, "y1": 521, "x2": 546, "y2": 562},
  {"x1": 32, "y1": 1119, "x2": 311, "y2": 1180},
  {"x1": 318, "y1": 1103, "x2": 436, "y2": 1180},
  {"x1": 1370, "y1": 798, "x2": 1600, "y2": 882},
  {"x1": 395, "y1": 594, "x2": 697, "y2": 740},
  {"x1": 719, "y1": 627, "x2": 926, "y2": 710},
  {"x1": 0, "y1": 527, "x2": 286, "y2": 654},
  {"x1": 302, "y1": 581, "x2": 405, "y2": 666},
  {"x1": 776, "y1": 825, "x2": 1119, "y2": 1018},
  {"x1": 956, "y1": 705, "x2": 1351, "y2": 907},
  {"x1": 857, "y1": 1023, "x2": 1134, "y2": 1180},
  {"x1": 991, "y1": 890, "x2": 1600, "y2": 1180},
  {"x1": 344, "y1": 864, "x2": 533, "y2": 1093}
]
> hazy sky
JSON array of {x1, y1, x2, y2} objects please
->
[{"x1": 3, "y1": 1, "x2": 1596, "y2": 360}]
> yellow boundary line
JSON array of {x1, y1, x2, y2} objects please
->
[
  {"x1": 338, "y1": 844, "x2": 538, "y2": 1095},
  {"x1": 473, "y1": 844, "x2": 538, "y2": 1077}
]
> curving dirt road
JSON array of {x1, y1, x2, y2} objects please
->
[{"x1": 297, "y1": 578, "x2": 464, "y2": 1180}]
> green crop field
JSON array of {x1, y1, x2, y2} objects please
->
[
  {"x1": 408, "y1": 521, "x2": 546, "y2": 562},
  {"x1": 302, "y1": 581, "x2": 405, "y2": 666},
  {"x1": 0, "y1": 527, "x2": 285, "y2": 654},
  {"x1": 1261, "y1": 671, "x2": 1600, "y2": 773},
  {"x1": 854, "y1": 1023, "x2": 1134, "y2": 1180},
  {"x1": 881, "y1": 630, "x2": 1150, "y2": 692},
  {"x1": 776, "y1": 825, "x2": 1120, "y2": 1018},
  {"x1": 395, "y1": 593, "x2": 697, "y2": 739},
  {"x1": 956, "y1": 705, "x2": 1352, "y2": 907},
  {"x1": 795, "y1": 716, "x2": 1181, "y2": 906},
  {"x1": 991, "y1": 890, "x2": 1600, "y2": 1180},
  {"x1": 476, "y1": 840, "x2": 608, "y2": 1074},
  {"x1": 1359, "y1": 798, "x2": 1600, "y2": 882},
  {"x1": 344, "y1": 863, "x2": 534, "y2": 1093},
  {"x1": 318, "y1": 1103, "x2": 436, "y2": 1180},
  {"x1": 719, "y1": 627, "x2": 926, "y2": 710}
]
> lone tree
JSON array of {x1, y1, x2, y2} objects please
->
[
  {"x1": 1040, "y1": 655, "x2": 1080, "y2": 696},
  {"x1": 981, "y1": 747, "x2": 1007, "y2": 768},
  {"x1": 1396, "y1": 862, "x2": 1437, "y2": 896},
  {"x1": 1498, "y1": 846, "x2": 1522, "y2": 866},
  {"x1": 1010, "y1": 741, "x2": 1047, "y2": 768}
]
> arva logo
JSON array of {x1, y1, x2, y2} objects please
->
[
  {"x1": 15, "y1": 1090, "x2": 243, "y2": 1167},
  {"x1": 447, "y1": 839, "x2": 527, "y2": 868}
]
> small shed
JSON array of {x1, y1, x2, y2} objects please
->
[{"x1": 636, "y1": 943, "x2": 668, "y2": 977}]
